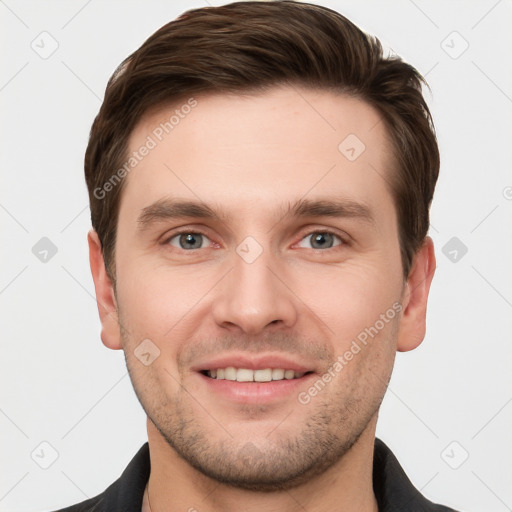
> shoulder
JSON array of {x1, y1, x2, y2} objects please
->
[
  {"x1": 373, "y1": 438, "x2": 461, "y2": 512},
  {"x1": 49, "y1": 495, "x2": 105, "y2": 512},
  {"x1": 48, "y1": 443, "x2": 150, "y2": 512}
]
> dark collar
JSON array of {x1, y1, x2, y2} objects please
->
[
  {"x1": 54, "y1": 438, "x2": 458, "y2": 511},
  {"x1": 372, "y1": 438, "x2": 457, "y2": 511}
]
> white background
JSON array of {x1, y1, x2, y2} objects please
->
[{"x1": 1, "y1": 1, "x2": 511, "y2": 511}]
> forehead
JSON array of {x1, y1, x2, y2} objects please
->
[{"x1": 120, "y1": 86, "x2": 395, "y2": 225}]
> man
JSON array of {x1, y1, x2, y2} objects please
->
[{"x1": 55, "y1": 1, "x2": 458, "y2": 510}]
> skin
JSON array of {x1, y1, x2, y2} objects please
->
[{"x1": 88, "y1": 85, "x2": 435, "y2": 512}]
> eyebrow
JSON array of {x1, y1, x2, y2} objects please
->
[
  {"x1": 291, "y1": 198, "x2": 374, "y2": 224},
  {"x1": 137, "y1": 199, "x2": 225, "y2": 231},
  {"x1": 136, "y1": 197, "x2": 374, "y2": 232}
]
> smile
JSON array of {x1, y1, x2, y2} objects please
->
[{"x1": 202, "y1": 367, "x2": 311, "y2": 382}]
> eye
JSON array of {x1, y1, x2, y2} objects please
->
[
  {"x1": 167, "y1": 232, "x2": 211, "y2": 250},
  {"x1": 297, "y1": 231, "x2": 343, "y2": 250}
]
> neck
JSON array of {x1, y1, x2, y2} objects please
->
[{"x1": 143, "y1": 417, "x2": 379, "y2": 512}]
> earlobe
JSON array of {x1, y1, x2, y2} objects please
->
[
  {"x1": 87, "y1": 229, "x2": 123, "y2": 350},
  {"x1": 396, "y1": 236, "x2": 436, "y2": 352}
]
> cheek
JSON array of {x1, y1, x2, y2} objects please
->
[
  {"x1": 115, "y1": 262, "x2": 217, "y2": 373},
  {"x1": 116, "y1": 262, "x2": 191, "y2": 328},
  {"x1": 290, "y1": 258, "x2": 403, "y2": 344},
  {"x1": 117, "y1": 272, "x2": 188, "y2": 400},
  {"x1": 117, "y1": 277, "x2": 162, "y2": 333}
]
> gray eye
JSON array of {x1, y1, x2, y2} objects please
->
[
  {"x1": 311, "y1": 233, "x2": 334, "y2": 249},
  {"x1": 297, "y1": 232, "x2": 342, "y2": 249},
  {"x1": 168, "y1": 233, "x2": 208, "y2": 250}
]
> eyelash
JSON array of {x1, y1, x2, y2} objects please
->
[
  {"x1": 163, "y1": 229, "x2": 217, "y2": 249},
  {"x1": 295, "y1": 230, "x2": 347, "y2": 249},
  {"x1": 162, "y1": 228, "x2": 348, "y2": 251}
]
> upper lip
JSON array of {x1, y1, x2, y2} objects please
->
[{"x1": 191, "y1": 353, "x2": 315, "y2": 373}]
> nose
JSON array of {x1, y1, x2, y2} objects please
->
[{"x1": 211, "y1": 244, "x2": 299, "y2": 335}]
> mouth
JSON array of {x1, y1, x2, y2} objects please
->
[
  {"x1": 193, "y1": 355, "x2": 317, "y2": 404},
  {"x1": 200, "y1": 367, "x2": 313, "y2": 382}
]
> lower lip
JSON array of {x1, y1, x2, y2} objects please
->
[{"x1": 198, "y1": 372, "x2": 316, "y2": 404}]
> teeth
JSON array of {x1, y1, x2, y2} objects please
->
[
  {"x1": 224, "y1": 367, "x2": 237, "y2": 381},
  {"x1": 236, "y1": 368, "x2": 254, "y2": 382},
  {"x1": 254, "y1": 369, "x2": 272, "y2": 382},
  {"x1": 271, "y1": 368, "x2": 285, "y2": 380},
  {"x1": 207, "y1": 368, "x2": 306, "y2": 381},
  {"x1": 284, "y1": 370, "x2": 295, "y2": 380}
]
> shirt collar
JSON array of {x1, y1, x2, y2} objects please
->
[{"x1": 99, "y1": 438, "x2": 455, "y2": 511}]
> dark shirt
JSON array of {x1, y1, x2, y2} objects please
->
[{"x1": 51, "y1": 438, "x2": 459, "y2": 511}]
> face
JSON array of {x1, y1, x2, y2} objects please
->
[{"x1": 101, "y1": 86, "x2": 416, "y2": 490}]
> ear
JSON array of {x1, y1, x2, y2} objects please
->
[
  {"x1": 397, "y1": 236, "x2": 436, "y2": 352},
  {"x1": 88, "y1": 229, "x2": 122, "y2": 350}
]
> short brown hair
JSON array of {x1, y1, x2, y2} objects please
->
[{"x1": 85, "y1": 0, "x2": 439, "y2": 282}]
